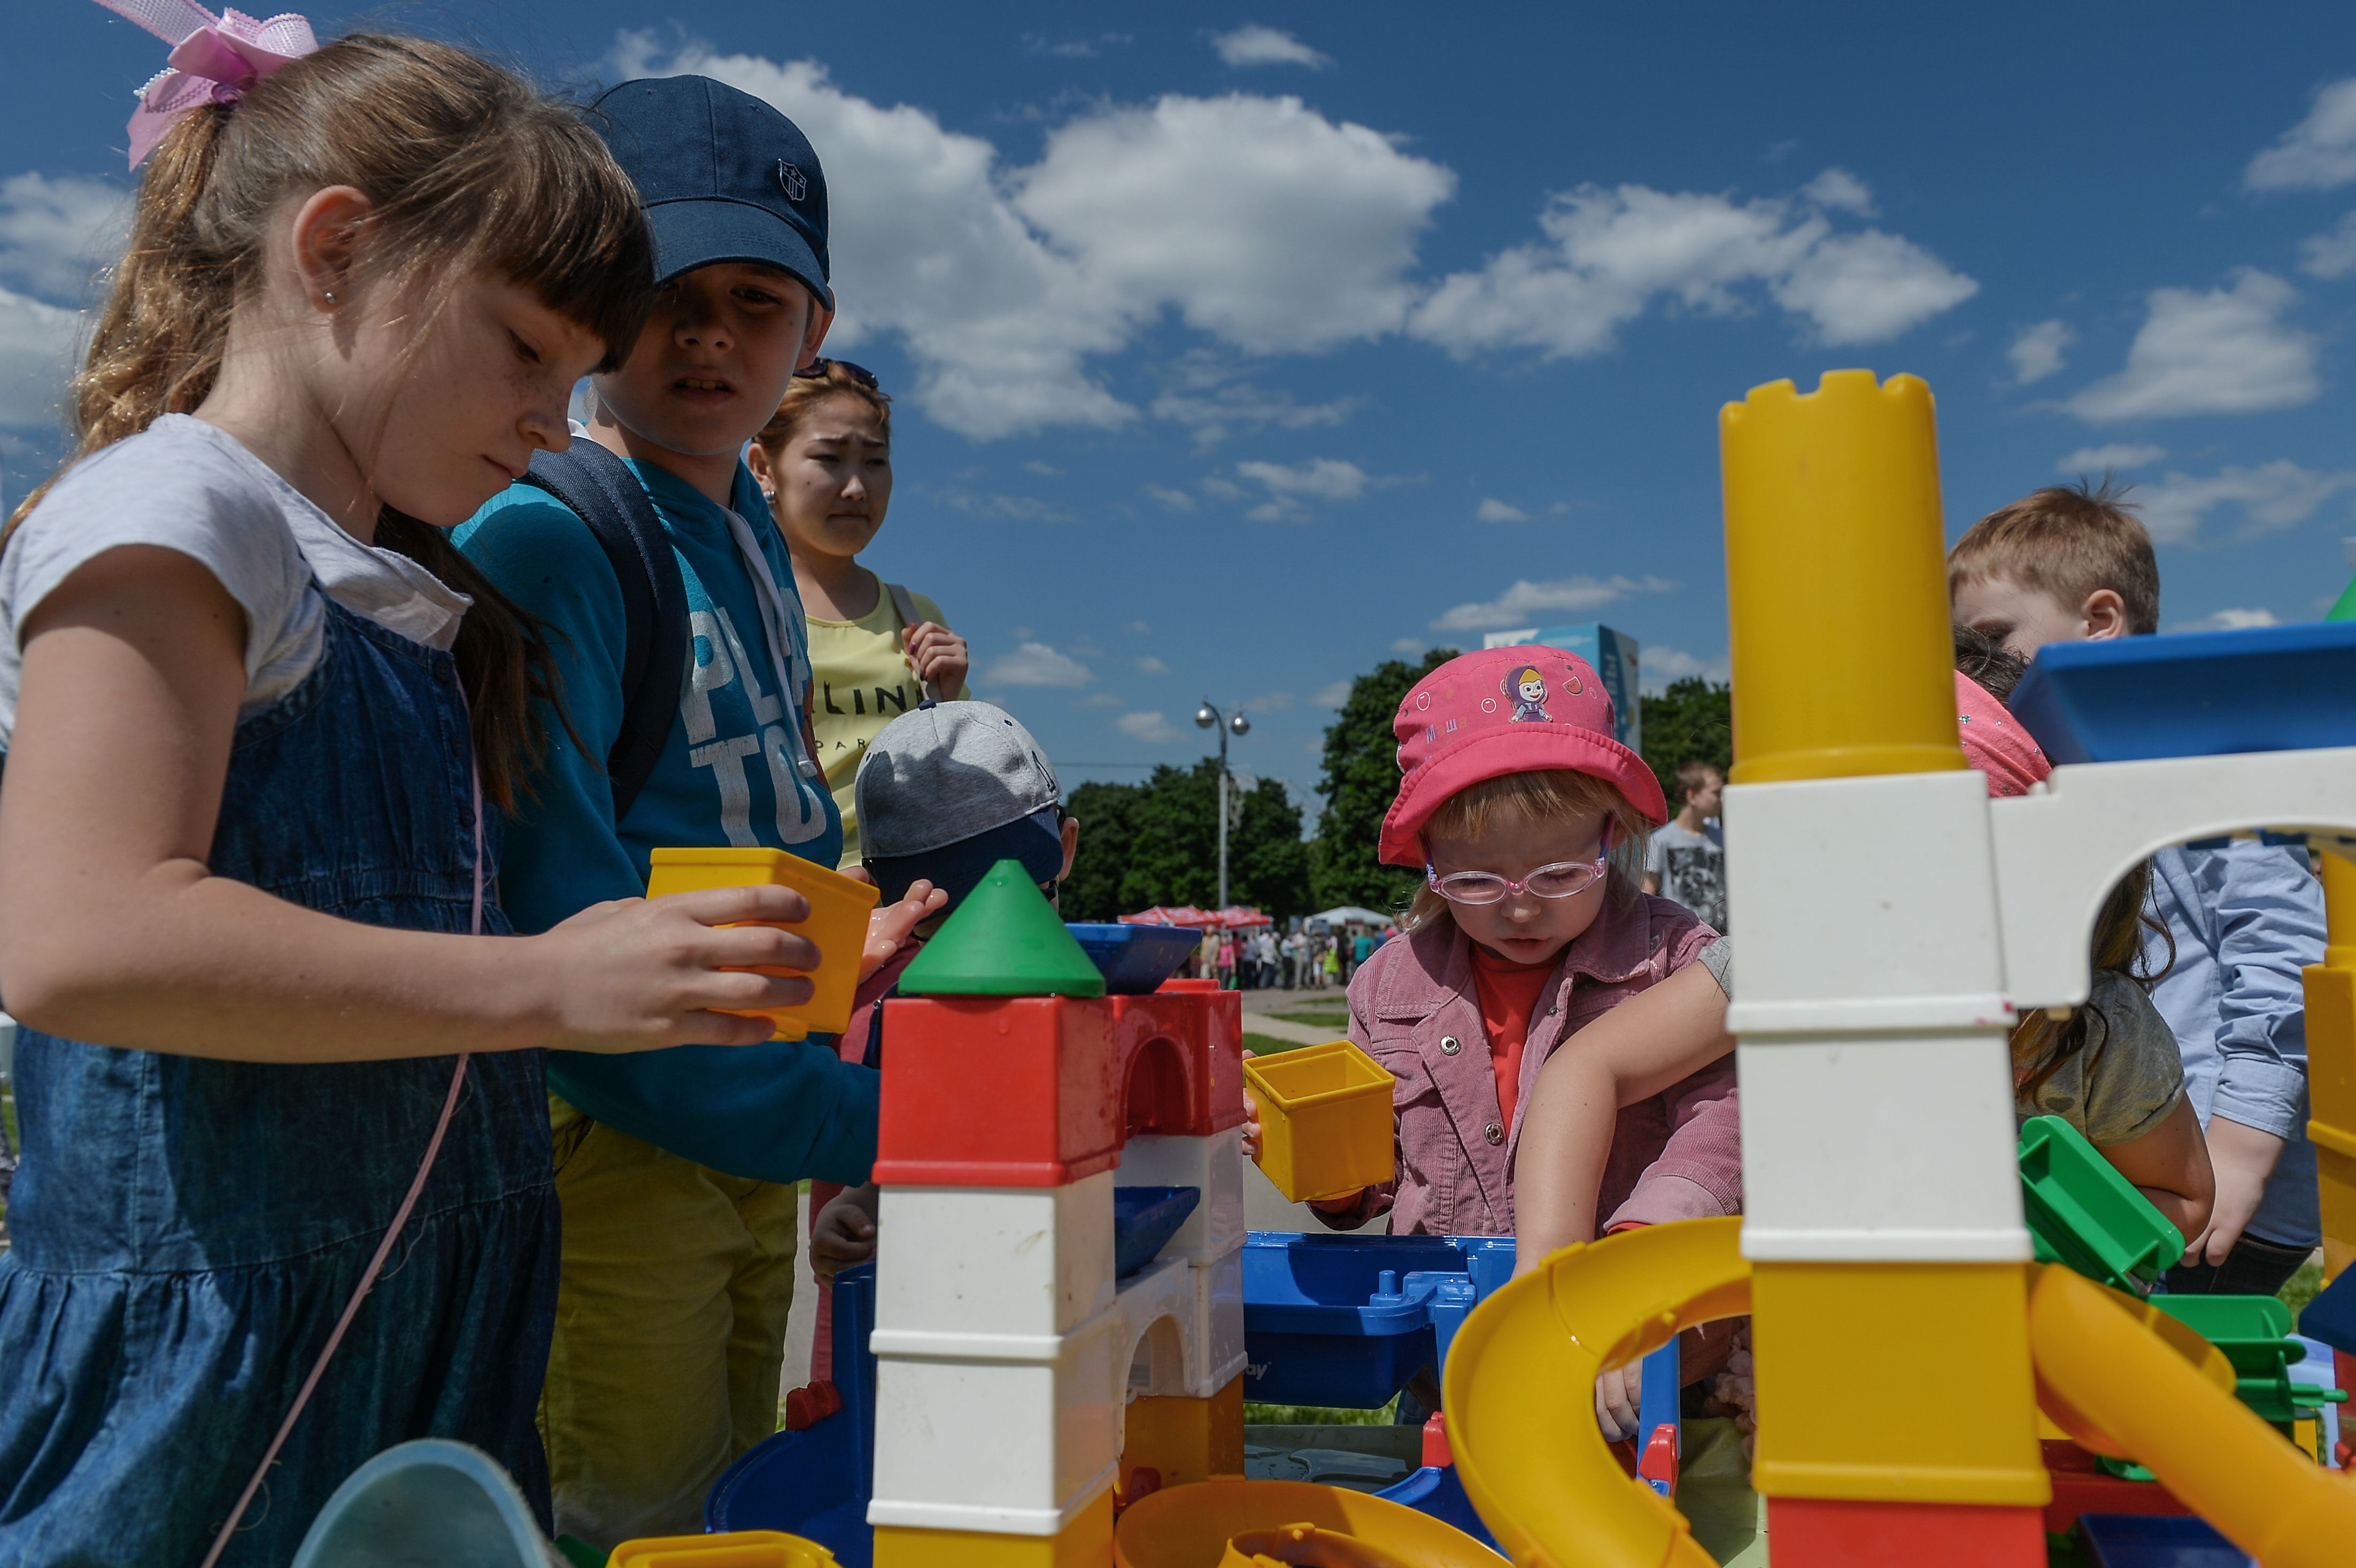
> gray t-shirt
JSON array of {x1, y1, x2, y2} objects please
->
[
  {"x1": 1646, "y1": 820, "x2": 1727, "y2": 933},
  {"x1": 2017, "y1": 970, "x2": 2187, "y2": 1146},
  {"x1": 1, "y1": 415, "x2": 470, "y2": 746}
]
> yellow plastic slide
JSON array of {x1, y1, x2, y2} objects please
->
[
  {"x1": 1443, "y1": 1223, "x2": 2356, "y2": 1568},
  {"x1": 1441, "y1": 1219, "x2": 1751, "y2": 1568},
  {"x1": 2027, "y1": 1264, "x2": 2356, "y2": 1568}
]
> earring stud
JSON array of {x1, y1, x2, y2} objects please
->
[{"x1": 323, "y1": 290, "x2": 337, "y2": 305}]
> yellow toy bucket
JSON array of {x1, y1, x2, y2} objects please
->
[
  {"x1": 646, "y1": 847, "x2": 879, "y2": 1041},
  {"x1": 1242, "y1": 1040, "x2": 1395, "y2": 1203},
  {"x1": 609, "y1": 1530, "x2": 840, "y2": 1567},
  {"x1": 1114, "y1": 1479, "x2": 1503, "y2": 1566}
]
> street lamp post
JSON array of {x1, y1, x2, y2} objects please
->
[{"x1": 1194, "y1": 699, "x2": 1250, "y2": 908}]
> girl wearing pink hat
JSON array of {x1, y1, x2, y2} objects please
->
[{"x1": 1273, "y1": 645, "x2": 1744, "y2": 1293}]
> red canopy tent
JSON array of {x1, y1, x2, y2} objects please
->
[
  {"x1": 1211, "y1": 906, "x2": 1272, "y2": 930},
  {"x1": 1118, "y1": 906, "x2": 1218, "y2": 928}
]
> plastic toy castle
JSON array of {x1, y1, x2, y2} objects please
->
[{"x1": 289, "y1": 370, "x2": 2356, "y2": 1567}]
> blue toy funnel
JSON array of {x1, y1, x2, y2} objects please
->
[{"x1": 292, "y1": 1440, "x2": 564, "y2": 1568}]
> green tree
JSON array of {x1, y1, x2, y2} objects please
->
[
  {"x1": 1310, "y1": 647, "x2": 1455, "y2": 913},
  {"x1": 1062, "y1": 762, "x2": 1311, "y2": 920},
  {"x1": 1061, "y1": 777, "x2": 1139, "y2": 921},
  {"x1": 1638, "y1": 677, "x2": 1733, "y2": 810}
]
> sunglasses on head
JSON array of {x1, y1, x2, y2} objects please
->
[{"x1": 793, "y1": 358, "x2": 880, "y2": 390}]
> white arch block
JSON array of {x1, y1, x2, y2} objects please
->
[
  {"x1": 1990, "y1": 747, "x2": 2356, "y2": 1010},
  {"x1": 874, "y1": 1172, "x2": 1115, "y2": 1340},
  {"x1": 1114, "y1": 1129, "x2": 1246, "y2": 1266},
  {"x1": 1722, "y1": 771, "x2": 2009, "y2": 1032}
]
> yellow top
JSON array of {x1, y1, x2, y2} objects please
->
[
  {"x1": 1719, "y1": 370, "x2": 1965, "y2": 784},
  {"x1": 804, "y1": 584, "x2": 971, "y2": 867}
]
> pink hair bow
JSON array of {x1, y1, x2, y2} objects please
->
[{"x1": 91, "y1": 0, "x2": 318, "y2": 167}]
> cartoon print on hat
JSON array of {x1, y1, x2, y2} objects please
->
[
  {"x1": 1378, "y1": 645, "x2": 1668, "y2": 867},
  {"x1": 1504, "y1": 665, "x2": 1552, "y2": 723}
]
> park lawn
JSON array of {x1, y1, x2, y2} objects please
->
[{"x1": 1268, "y1": 1008, "x2": 1350, "y2": 1031}]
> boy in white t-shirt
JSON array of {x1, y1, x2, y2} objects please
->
[{"x1": 1643, "y1": 760, "x2": 1726, "y2": 933}]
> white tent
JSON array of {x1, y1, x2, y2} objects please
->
[{"x1": 1306, "y1": 906, "x2": 1394, "y2": 928}]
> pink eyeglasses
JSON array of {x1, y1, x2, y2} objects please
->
[{"x1": 1424, "y1": 854, "x2": 1610, "y2": 906}]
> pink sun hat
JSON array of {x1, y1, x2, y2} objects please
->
[
  {"x1": 1378, "y1": 646, "x2": 1668, "y2": 868},
  {"x1": 1954, "y1": 670, "x2": 2051, "y2": 798}
]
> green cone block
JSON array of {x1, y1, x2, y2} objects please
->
[{"x1": 897, "y1": 859, "x2": 1107, "y2": 998}]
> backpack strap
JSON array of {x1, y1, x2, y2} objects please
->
[
  {"x1": 519, "y1": 443, "x2": 688, "y2": 821},
  {"x1": 882, "y1": 580, "x2": 946, "y2": 704}
]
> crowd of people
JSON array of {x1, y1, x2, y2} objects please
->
[{"x1": 0, "y1": 12, "x2": 2326, "y2": 1563}]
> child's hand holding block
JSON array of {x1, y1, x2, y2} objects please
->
[{"x1": 646, "y1": 848, "x2": 880, "y2": 1039}]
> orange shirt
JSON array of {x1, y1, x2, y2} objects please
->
[{"x1": 1469, "y1": 943, "x2": 1556, "y2": 1132}]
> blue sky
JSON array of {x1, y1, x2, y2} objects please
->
[{"x1": 7, "y1": 4, "x2": 2356, "y2": 805}]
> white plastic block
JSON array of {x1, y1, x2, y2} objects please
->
[
  {"x1": 868, "y1": 1306, "x2": 1119, "y2": 1534},
  {"x1": 1723, "y1": 771, "x2": 2011, "y2": 1033},
  {"x1": 1114, "y1": 1129, "x2": 1246, "y2": 1266},
  {"x1": 1112, "y1": 1254, "x2": 1197, "y2": 1404},
  {"x1": 1990, "y1": 747, "x2": 2356, "y2": 1010},
  {"x1": 1189, "y1": 1245, "x2": 1247, "y2": 1396},
  {"x1": 874, "y1": 1172, "x2": 1114, "y2": 1340},
  {"x1": 1736, "y1": 1030, "x2": 2029, "y2": 1263}
]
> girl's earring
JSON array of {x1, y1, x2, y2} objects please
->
[{"x1": 322, "y1": 290, "x2": 337, "y2": 305}]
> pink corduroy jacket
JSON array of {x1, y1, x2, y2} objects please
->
[{"x1": 1323, "y1": 874, "x2": 1740, "y2": 1238}]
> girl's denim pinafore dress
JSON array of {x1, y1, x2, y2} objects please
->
[{"x1": 0, "y1": 597, "x2": 559, "y2": 1564}]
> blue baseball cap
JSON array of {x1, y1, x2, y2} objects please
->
[{"x1": 590, "y1": 76, "x2": 832, "y2": 309}]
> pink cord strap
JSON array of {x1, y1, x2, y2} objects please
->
[{"x1": 201, "y1": 764, "x2": 484, "y2": 1566}]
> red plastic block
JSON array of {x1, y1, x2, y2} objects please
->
[
  {"x1": 2040, "y1": 1439, "x2": 2189, "y2": 1531},
  {"x1": 1637, "y1": 1423, "x2": 1680, "y2": 1497},
  {"x1": 1766, "y1": 1499, "x2": 2043, "y2": 1568},
  {"x1": 1107, "y1": 989, "x2": 1246, "y2": 1137},
  {"x1": 1421, "y1": 1414, "x2": 1451, "y2": 1470},
  {"x1": 875, "y1": 996, "x2": 1121, "y2": 1186}
]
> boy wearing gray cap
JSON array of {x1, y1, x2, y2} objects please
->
[{"x1": 804, "y1": 700, "x2": 1080, "y2": 1302}]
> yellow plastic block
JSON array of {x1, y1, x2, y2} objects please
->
[
  {"x1": 872, "y1": 1490, "x2": 1112, "y2": 1568},
  {"x1": 611, "y1": 1531, "x2": 839, "y2": 1568},
  {"x1": 1121, "y1": 1374, "x2": 1246, "y2": 1494},
  {"x1": 1113, "y1": 1479, "x2": 1507, "y2": 1567},
  {"x1": 1719, "y1": 370, "x2": 1966, "y2": 785},
  {"x1": 1240, "y1": 1040, "x2": 1395, "y2": 1202},
  {"x1": 2309, "y1": 853, "x2": 2356, "y2": 1279},
  {"x1": 1749, "y1": 1261, "x2": 2047, "y2": 1507},
  {"x1": 645, "y1": 847, "x2": 879, "y2": 1040}
]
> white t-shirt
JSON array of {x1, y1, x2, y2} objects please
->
[{"x1": 1, "y1": 415, "x2": 472, "y2": 746}]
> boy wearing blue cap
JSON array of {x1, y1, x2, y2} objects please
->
[{"x1": 456, "y1": 76, "x2": 927, "y2": 1547}]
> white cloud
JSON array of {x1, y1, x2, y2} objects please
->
[
  {"x1": 1245, "y1": 690, "x2": 1296, "y2": 712},
  {"x1": 2058, "y1": 443, "x2": 2168, "y2": 474},
  {"x1": 2175, "y1": 607, "x2": 2282, "y2": 631},
  {"x1": 0, "y1": 284, "x2": 81, "y2": 429},
  {"x1": 2136, "y1": 461, "x2": 2356, "y2": 545},
  {"x1": 2063, "y1": 271, "x2": 2319, "y2": 422},
  {"x1": 0, "y1": 174, "x2": 129, "y2": 303},
  {"x1": 935, "y1": 488, "x2": 1075, "y2": 523},
  {"x1": 1637, "y1": 645, "x2": 1730, "y2": 696},
  {"x1": 1390, "y1": 637, "x2": 1426, "y2": 653},
  {"x1": 1117, "y1": 710, "x2": 1183, "y2": 743},
  {"x1": 1236, "y1": 457, "x2": 1368, "y2": 501},
  {"x1": 1210, "y1": 25, "x2": 1331, "y2": 69},
  {"x1": 1151, "y1": 358, "x2": 1361, "y2": 446},
  {"x1": 1135, "y1": 656, "x2": 1169, "y2": 675},
  {"x1": 1076, "y1": 691, "x2": 1123, "y2": 707},
  {"x1": 618, "y1": 38, "x2": 1446, "y2": 439},
  {"x1": 1022, "y1": 459, "x2": 1062, "y2": 475},
  {"x1": 1408, "y1": 174, "x2": 1974, "y2": 359},
  {"x1": 2009, "y1": 319, "x2": 2074, "y2": 384},
  {"x1": 1475, "y1": 498, "x2": 1527, "y2": 522},
  {"x1": 1432, "y1": 573, "x2": 1676, "y2": 632},
  {"x1": 2300, "y1": 211, "x2": 2356, "y2": 279},
  {"x1": 1011, "y1": 94, "x2": 1451, "y2": 353},
  {"x1": 984, "y1": 641, "x2": 1095, "y2": 687},
  {"x1": 1144, "y1": 483, "x2": 1196, "y2": 511},
  {"x1": 2246, "y1": 76, "x2": 2356, "y2": 191},
  {"x1": 1798, "y1": 167, "x2": 1875, "y2": 216},
  {"x1": 1313, "y1": 678, "x2": 1354, "y2": 707}
]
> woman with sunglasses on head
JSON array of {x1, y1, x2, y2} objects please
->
[
  {"x1": 748, "y1": 360, "x2": 969, "y2": 869},
  {"x1": 1239, "y1": 647, "x2": 1742, "y2": 1427}
]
